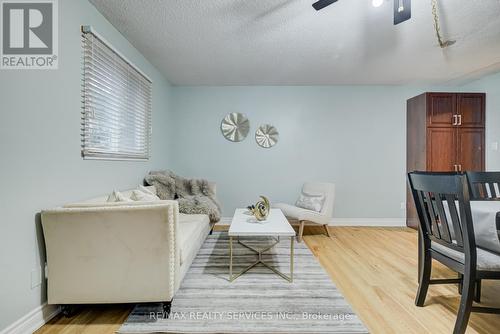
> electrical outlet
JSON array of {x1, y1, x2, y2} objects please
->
[
  {"x1": 400, "y1": 202, "x2": 406, "y2": 210},
  {"x1": 492, "y1": 142, "x2": 498, "y2": 151},
  {"x1": 31, "y1": 268, "x2": 42, "y2": 289}
]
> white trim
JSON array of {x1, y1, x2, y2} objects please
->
[
  {"x1": 219, "y1": 217, "x2": 406, "y2": 227},
  {"x1": 0, "y1": 303, "x2": 59, "y2": 334}
]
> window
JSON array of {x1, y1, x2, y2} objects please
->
[{"x1": 81, "y1": 26, "x2": 152, "y2": 160}]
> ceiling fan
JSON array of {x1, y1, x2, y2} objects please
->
[
  {"x1": 312, "y1": 0, "x2": 412, "y2": 25},
  {"x1": 312, "y1": 0, "x2": 338, "y2": 11}
]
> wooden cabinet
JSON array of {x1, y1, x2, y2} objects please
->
[
  {"x1": 406, "y1": 92, "x2": 485, "y2": 228},
  {"x1": 457, "y1": 128, "x2": 484, "y2": 171},
  {"x1": 458, "y1": 93, "x2": 485, "y2": 127},
  {"x1": 427, "y1": 93, "x2": 456, "y2": 127},
  {"x1": 427, "y1": 127, "x2": 457, "y2": 171}
]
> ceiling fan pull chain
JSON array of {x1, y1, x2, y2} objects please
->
[{"x1": 431, "y1": 0, "x2": 456, "y2": 48}]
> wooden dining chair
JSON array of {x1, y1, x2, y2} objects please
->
[
  {"x1": 464, "y1": 171, "x2": 500, "y2": 299},
  {"x1": 408, "y1": 172, "x2": 500, "y2": 334},
  {"x1": 466, "y1": 171, "x2": 500, "y2": 199}
]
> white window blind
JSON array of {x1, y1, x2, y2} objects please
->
[{"x1": 81, "y1": 26, "x2": 152, "y2": 160}]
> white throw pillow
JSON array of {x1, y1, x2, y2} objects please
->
[
  {"x1": 295, "y1": 192, "x2": 325, "y2": 212},
  {"x1": 130, "y1": 188, "x2": 160, "y2": 201},
  {"x1": 138, "y1": 185, "x2": 156, "y2": 196},
  {"x1": 107, "y1": 190, "x2": 132, "y2": 202}
]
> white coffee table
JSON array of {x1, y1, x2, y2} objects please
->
[{"x1": 228, "y1": 208, "x2": 296, "y2": 282}]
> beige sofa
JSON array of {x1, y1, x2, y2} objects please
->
[{"x1": 41, "y1": 185, "x2": 213, "y2": 313}]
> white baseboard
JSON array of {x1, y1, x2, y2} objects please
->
[
  {"x1": 219, "y1": 217, "x2": 406, "y2": 227},
  {"x1": 0, "y1": 303, "x2": 60, "y2": 334}
]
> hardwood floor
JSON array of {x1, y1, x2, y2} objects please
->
[
  {"x1": 36, "y1": 227, "x2": 500, "y2": 334},
  {"x1": 304, "y1": 226, "x2": 500, "y2": 334},
  {"x1": 35, "y1": 304, "x2": 130, "y2": 334}
]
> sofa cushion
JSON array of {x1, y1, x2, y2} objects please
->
[
  {"x1": 131, "y1": 189, "x2": 160, "y2": 201},
  {"x1": 64, "y1": 185, "x2": 158, "y2": 207},
  {"x1": 141, "y1": 185, "x2": 157, "y2": 195},
  {"x1": 107, "y1": 190, "x2": 132, "y2": 202},
  {"x1": 178, "y1": 214, "x2": 210, "y2": 266}
]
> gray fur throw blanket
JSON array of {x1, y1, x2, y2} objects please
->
[{"x1": 145, "y1": 170, "x2": 221, "y2": 223}]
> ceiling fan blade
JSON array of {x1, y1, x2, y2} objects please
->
[
  {"x1": 394, "y1": 0, "x2": 411, "y2": 25},
  {"x1": 312, "y1": 0, "x2": 338, "y2": 11}
]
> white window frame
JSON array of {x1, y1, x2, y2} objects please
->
[{"x1": 81, "y1": 26, "x2": 152, "y2": 161}]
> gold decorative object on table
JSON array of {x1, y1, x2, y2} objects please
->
[{"x1": 247, "y1": 196, "x2": 270, "y2": 221}]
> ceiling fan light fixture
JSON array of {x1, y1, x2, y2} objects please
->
[{"x1": 397, "y1": 0, "x2": 404, "y2": 12}]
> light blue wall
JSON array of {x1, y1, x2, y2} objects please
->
[
  {"x1": 0, "y1": 0, "x2": 173, "y2": 330},
  {"x1": 171, "y1": 86, "x2": 433, "y2": 218},
  {"x1": 171, "y1": 81, "x2": 499, "y2": 219},
  {"x1": 462, "y1": 72, "x2": 500, "y2": 169}
]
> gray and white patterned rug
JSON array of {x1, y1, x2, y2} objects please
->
[{"x1": 119, "y1": 233, "x2": 368, "y2": 334}]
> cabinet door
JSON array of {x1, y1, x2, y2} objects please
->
[
  {"x1": 457, "y1": 128, "x2": 484, "y2": 171},
  {"x1": 427, "y1": 93, "x2": 456, "y2": 127},
  {"x1": 457, "y1": 93, "x2": 485, "y2": 128},
  {"x1": 427, "y1": 127, "x2": 457, "y2": 171}
]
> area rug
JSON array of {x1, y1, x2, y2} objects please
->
[{"x1": 119, "y1": 233, "x2": 368, "y2": 334}]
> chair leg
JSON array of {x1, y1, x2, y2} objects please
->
[
  {"x1": 323, "y1": 224, "x2": 331, "y2": 237},
  {"x1": 453, "y1": 275, "x2": 475, "y2": 334},
  {"x1": 458, "y1": 273, "x2": 463, "y2": 294},
  {"x1": 415, "y1": 249, "x2": 432, "y2": 307},
  {"x1": 297, "y1": 221, "x2": 305, "y2": 243},
  {"x1": 474, "y1": 279, "x2": 481, "y2": 303}
]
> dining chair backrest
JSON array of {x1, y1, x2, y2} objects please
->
[
  {"x1": 408, "y1": 172, "x2": 477, "y2": 263},
  {"x1": 466, "y1": 171, "x2": 500, "y2": 200}
]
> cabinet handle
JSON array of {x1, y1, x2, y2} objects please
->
[
  {"x1": 459, "y1": 164, "x2": 462, "y2": 171},
  {"x1": 452, "y1": 115, "x2": 458, "y2": 125},
  {"x1": 457, "y1": 114, "x2": 462, "y2": 126},
  {"x1": 454, "y1": 164, "x2": 457, "y2": 172}
]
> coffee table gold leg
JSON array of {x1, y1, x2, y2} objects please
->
[
  {"x1": 229, "y1": 236, "x2": 294, "y2": 283},
  {"x1": 290, "y1": 236, "x2": 294, "y2": 282},
  {"x1": 229, "y1": 236, "x2": 233, "y2": 281}
]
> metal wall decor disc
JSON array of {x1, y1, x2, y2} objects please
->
[
  {"x1": 255, "y1": 124, "x2": 279, "y2": 148},
  {"x1": 220, "y1": 112, "x2": 250, "y2": 142}
]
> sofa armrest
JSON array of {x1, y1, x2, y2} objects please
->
[{"x1": 41, "y1": 201, "x2": 180, "y2": 304}]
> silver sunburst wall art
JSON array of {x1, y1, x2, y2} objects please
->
[
  {"x1": 255, "y1": 124, "x2": 279, "y2": 148},
  {"x1": 220, "y1": 112, "x2": 250, "y2": 142}
]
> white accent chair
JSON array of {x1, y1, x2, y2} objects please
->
[{"x1": 274, "y1": 182, "x2": 335, "y2": 242}]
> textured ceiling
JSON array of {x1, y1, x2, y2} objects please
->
[{"x1": 89, "y1": 0, "x2": 500, "y2": 85}]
